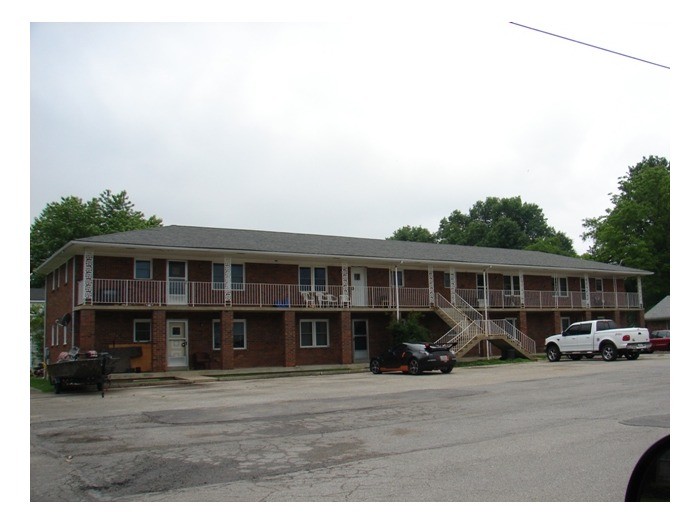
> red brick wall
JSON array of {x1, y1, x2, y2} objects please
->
[{"x1": 44, "y1": 259, "x2": 77, "y2": 361}]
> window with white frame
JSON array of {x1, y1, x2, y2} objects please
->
[
  {"x1": 233, "y1": 320, "x2": 246, "y2": 349},
  {"x1": 443, "y1": 272, "x2": 451, "y2": 288},
  {"x1": 212, "y1": 320, "x2": 221, "y2": 350},
  {"x1": 503, "y1": 275, "x2": 521, "y2": 296},
  {"x1": 560, "y1": 316, "x2": 571, "y2": 332},
  {"x1": 553, "y1": 277, "x2": 569, "y2": 296},
  {"x1": 300, "y1": 320, "x2": 329, "y2": 347},
  {"x1": 133, "y1": 319, "x2": 152, "y2": 342},
  {"x1": 134, "y1": 260, "x2": 152, "y2": 280},
  {"x1": 299, "y1": 267, "x2": 326, "y2": 292},
  {"x1": 212, "y1": 319, "x2": 247, "y2": 350},
  {"x1": 390, "y1": 269, "x2": 404, "y2": 287},
  {"x1": 477, "y1": 274, "x2": 485, "y2": 300},
  {"x1": 212, "y1": 263, "x2": 245, "y2": 290}
]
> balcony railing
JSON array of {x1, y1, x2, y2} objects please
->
[{"x1": 77, "y1": 279, "x2": 642, "y2": 310}]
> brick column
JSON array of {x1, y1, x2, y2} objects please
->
[
  {"x1": 284, "y1": 311, "x2": 296, "y2": 367},
  {"x1": 220, "y1": 310, "x2": 235, "y2": 370},
  {"x1": 78, "y1": 309, "x2": 96, "y2": 351},
  {"x1": 152, "y1": 310, "x2": 167, "y2": 372},
  {"x1": 552, "y1": 311, "x2": 561, "y2": 335},
  {"x1": 518, "y1": 310, "x2": 528, "y2": 338},
  {"x1": 340, "y1": 311, "x2": 353, "y2": 364}
]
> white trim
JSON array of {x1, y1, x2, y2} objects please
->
[{"x1": 299, "y1": 319, "x2": 329, "y2": 348}]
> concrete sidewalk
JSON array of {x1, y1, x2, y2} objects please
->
[
  {"x1": 107, "y1": 356, "x2": 528, "y2": 388},
  {"x1": 108, "y1": 362, "x2": 370, "y2": 388}
]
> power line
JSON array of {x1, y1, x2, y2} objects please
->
[{"x1": 510, "y1": 21, "x2": 670, "y2": 70}]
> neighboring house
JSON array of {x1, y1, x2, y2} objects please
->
[
  {"x1": 35, "y1": 226, "x2": 652, "y2": 373},
  {"x1": 645, "y1": 295, "x2": 670, "y2": 332}
]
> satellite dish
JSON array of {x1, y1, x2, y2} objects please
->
[{"x1": 59, "y1": 313, "x2": 72, "y2": 326}]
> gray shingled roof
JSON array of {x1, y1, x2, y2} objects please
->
[
  {"x1": 53, "y1": 225, "x2": 650, "y2": 276},
  {"x1": 645, "y1": 296, "x2": 670, "y2": 320}
]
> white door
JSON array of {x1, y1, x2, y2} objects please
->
[
  {"x1": 351, "y1": 267, "x2": 367, "y2": 306},
  {"x1": 352, "y1": 319, "x2": 369, "y2": 362},
  {"x1": 167, "y1": 320, "x2": 189, "y2": 368},
  {"x1": 167, "y1": 261, "x2": 188, "y2": 305}
]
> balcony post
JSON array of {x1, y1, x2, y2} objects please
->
[
  {"x1": 428, "y1": 266, "x2": 435, "y2": 306},
  {"x1": 637, "y1": 277, "x2": 644, "y2": 309},
  {"x1": 82, "y1": 250, "x2": 94, "y2": 305}
]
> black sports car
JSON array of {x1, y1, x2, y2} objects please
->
[{"x1": 370, "y1": 342, "x2": 456, "y2": 375}]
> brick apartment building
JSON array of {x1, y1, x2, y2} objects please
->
[{"x1": 36, "y1": 226, "x2": 651, "y2": 372}]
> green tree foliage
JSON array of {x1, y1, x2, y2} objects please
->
[
  {"x1": 389, "y1": 197, "x2": 576, "y2": 256},
  {"x1": 30, "y1": 302, "x2": 45, "y2": 365},
  {"x1": 30, "y1": 190, "x2": 162, "y2": 286},
  {"x1": 582, "y1": 156, "x2": 670, "y2": 307},
  {"x1": 388, "y1": 225, "x2": 436, "y2": 243},
  {"x1": 388, "y1": 313, "x2": 432, "y2": 346}
]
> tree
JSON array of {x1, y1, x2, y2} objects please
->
[
  {"x1": 582, "y1": 156, "x2": 670, "y2": 307},
  {"x1": 435, "y1": 197, "x2": 577, "y2": 255},
  {"x1": 388, "y1": 225, "x2": 436, "y2": 243},
  {"x1": 30, "y1": 190, "x2": 162, "y2": 286},
  {"x1": 30, "y1": 302, "x2": 45, "y2": 366},
  {"x1": 388, "y1": 313, "x2": 431, "y2": 345}
]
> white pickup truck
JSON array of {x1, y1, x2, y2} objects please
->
[{"x1": 545, "y1": 319, "x2": 651, "y2": 362}]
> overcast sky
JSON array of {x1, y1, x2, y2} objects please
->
[{"x1": 27, "y1": 1, "x2": 670, "y2": 255}]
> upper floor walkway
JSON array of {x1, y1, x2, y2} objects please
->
[{"x1": 78, "y1": 278, "x2": 643, "y2": 311}]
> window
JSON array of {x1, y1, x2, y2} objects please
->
[
  {"x1": 212, "y1": 263, "x2": 245, "y2": 290},
  {"x1": 553, "y1": 277, "x2": 569, "y2": 296},
  {"x1": 212, "y1": 319, "x2": 247, "y2": 350},
  {"x1": 595, "y1": 278, "x2": 604, "y2": 292},
  {"x1": 503, "y1": 275, "x2": 521, "y2": 296},
  {"x1": 443, "y1": 272, "x2": 451, "y2": 288},
  {"x1": 299, "y1": 267, "x2": 326, "y2": 291},
  {"x1": 477, "y1": 274, "x2": 485, "y2": 300},
  {"x1": 134, "y1": 320, "x2": 151, "y2": 342},
  {"x1": 134, "y1": 260, "x2": 152, "y2": 280},
  {"x1": 561, "y1": 317, "x2": 571, "y2": 332},
  {"x1": 212, "y1": 320, "x2": 221, "y2": 350},
  {"x1": 390, "y1": 269, "x2": 404, "y2": 287},
  {"x1": 211, "y1": 263, "x2": 244, "y2": 290},
  {"x1": 300, "y1": 320, "x2": 329, "y2": 347},
  {"x1": 233, "y1": 320, "x2": 246, "y2": 349}
]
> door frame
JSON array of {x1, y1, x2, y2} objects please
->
[
  {"x1": 167, "y1": 260, "x2": 188, "y2": 305},
  {"x1": 166, "y1": 319, "x2": 189, "y2": 369},
  {"x1": 351, "y1": 267, "x2": 367, "y2": 306},
  {"x1": 352, "y1": 318, "x2": 369, "y2": 362}
]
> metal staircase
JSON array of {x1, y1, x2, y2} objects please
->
[{"x1": 434, "y1": 293, "x2": 536, "y2": 359}]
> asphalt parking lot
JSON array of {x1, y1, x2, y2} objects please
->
[{"x1": 30, "y1": 354, "x2": 670, "y2": 502}]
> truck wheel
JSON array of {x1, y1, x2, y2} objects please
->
[
  {"x1": 601, "y1": 343, "x2": 618, "y2": 362},
  {"x1": 626, "y1": 352, "x2": 640, "y2": 360},
  {"x1": 52, "y1": 378, "x2": 62, "y2": 394},
  {"x1": 546, "y1": 345, "x2": 561, "y2": 362}
]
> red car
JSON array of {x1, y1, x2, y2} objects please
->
[{"x1": 649, "y1": 330, "x2": 670, "y2": 352}]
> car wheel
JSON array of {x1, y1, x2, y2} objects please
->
[
  {"x1": 601, "y1": 343, "x2": 618, "y2": 362},
  {"x1": 440, "y1": 365, "x2": 454, "y2": 374},
  {"x1": 407, "y1": 358, "x2": 421, "y2": 375},
  {"x1": 546, "y1": 345, "x2": 561, "y2": 362},
  {"x1": 626, "y1": 352, "x2": 640, "y2": 360},
  {"x1": 369, "y1": 359, "x2": 382, "y2": 374}
]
